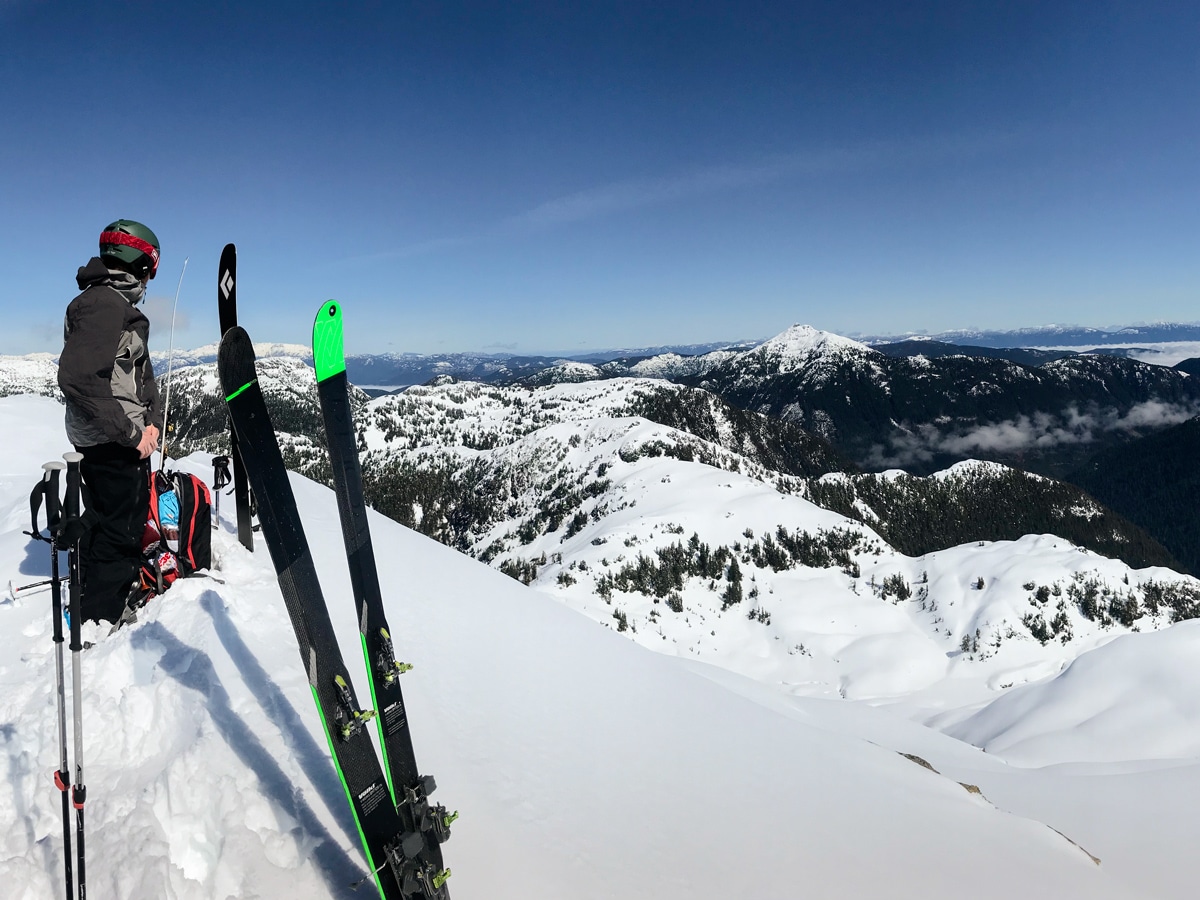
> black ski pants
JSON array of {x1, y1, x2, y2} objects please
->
[{"x1": 77, "y1": 443, "x2": 149, "y2": 624}]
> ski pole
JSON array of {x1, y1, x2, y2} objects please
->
[
  {"x1": 159, "y1": 257, "x2": 189, "y2": 467},
  {"x1": 63, "y1": 451, "x2": 86, "y2": 900},
  {"x1": 7, "y1": 575, "x2": 69, "y2": 600},
  {"x1": 211, "y1": 455, "x2": 232, "y2": 529},
  {"x1": 42, "y1": 461, "x2": 74, "y2": 900}
]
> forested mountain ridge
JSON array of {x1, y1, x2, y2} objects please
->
[{"x1": 685, "y1": 326, "x2": 1200, "y2": 476}]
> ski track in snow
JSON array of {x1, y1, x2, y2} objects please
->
[{"x1": 0, "y1": 395, "x2": 1197, "y2": 898}]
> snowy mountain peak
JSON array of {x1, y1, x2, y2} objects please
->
[
  {"x1": 758, "y1": 324, "x2": 875, "y2": 358},
  {"x1": 721, "y1": 324, "x2": 882, "y2": 385}
]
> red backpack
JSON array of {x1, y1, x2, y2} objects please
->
[{"x1": 139, "y1": 469, "x2": 213, "y2": 596}]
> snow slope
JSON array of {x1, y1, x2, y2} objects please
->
[
  {"x1": 944, "y1": 620, "x2": 1200, "y2": 764},
  {"x1": 0, "y1": 395, "x2": 1197, "y2": 898}
]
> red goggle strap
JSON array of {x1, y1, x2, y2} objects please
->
[{"x1": 100, "y1": 230, "x2": 160, "y2": 274}]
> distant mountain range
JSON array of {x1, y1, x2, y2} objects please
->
[
  {"x1": 679, "y1": 326, "x2": 1200, "y2": 474},
  {"x1": 11, "y1": 320, "x2": 1200, "y2": 578},
  {"x1": 861, "y1": 322, "x2": 1200, "y2": 348},
  {"x1": 136, "y1": 323, "x2": 1200, "y2": 392},
  {"x1": 108, "y1": 351, "x2": 1182, "y2": 575}
]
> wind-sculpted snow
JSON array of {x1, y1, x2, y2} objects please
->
[{"x1": 7, "y1": 395, "x2": 1187, "y2": 899}]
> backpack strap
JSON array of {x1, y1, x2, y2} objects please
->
[{"x1": 147, "y1": 469, "x2": 169, "y2": 538}]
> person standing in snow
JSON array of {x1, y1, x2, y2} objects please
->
[{"x1": 57, "y1": 220, "x2": 164, "y2": 624}]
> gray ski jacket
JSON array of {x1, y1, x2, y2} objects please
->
[{"x1": 58, "y1": 258, "x2": 163, "y2": 449}]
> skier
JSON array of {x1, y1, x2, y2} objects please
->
[{"x1": 57, "y1": 220, "x2": 164, "y2": 624}]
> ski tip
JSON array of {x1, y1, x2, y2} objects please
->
[
  {"x1": 219, "y1": 243, "x2": 237, "y2": 279},
  {"x1": 312, "y1": 299, "x2": 346, "y2": 382}
]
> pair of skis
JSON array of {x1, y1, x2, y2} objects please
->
[
  {"x1": 29, "y1": 454, "x2": 88, "y2": 900},
  {"x1": 219, "y1": 301, "x2": 452, "y2": 899}
]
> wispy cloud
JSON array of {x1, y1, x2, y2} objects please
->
[
  {"x1": 503, "y1": 160, "x2": 794, "y2": 230},
  {"x1": 144, "y1": 294, "x2": 191, "y2": 334},
  {"x1": 357, "y1": 129, "x2": 1027, "y2": 263},
  {"x1": 505, "y1": 130, "x2": 1025, "y2": 232}
]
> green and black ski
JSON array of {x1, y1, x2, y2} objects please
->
[
  {"x1": 219, "y1": 326, "x2": 451, "y2": 900},
  {"x1": 313, "y1": 300, "x2": 454, "y2": 884}
]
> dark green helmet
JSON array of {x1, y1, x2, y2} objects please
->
[{"x1": 99, "y1": 219, "x2": 161, "y2": 280}]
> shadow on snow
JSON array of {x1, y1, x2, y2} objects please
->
[{"x1": 130, "y1": 590, "x2": 367, "y2": 898}]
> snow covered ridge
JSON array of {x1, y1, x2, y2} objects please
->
[
  {"x1": 692, "y1": 329, "x2": 1200, "y2": 466},
  {"x1": 514, "y1": 348, "x2": 748, "y2": 386},
  {"x1": 356, "y1": 378, "x2": 843, "y2": 477},
  {"x1": 2, "y1": 350, "x2": 1179, "y2": 573},
  {"x1": 807, "y1": 461, "x2": 1167, "y2": 570},
  {"x1": 0, "y1": 354, "x2": 61, "y2": 401},
  {"x1": 157, "y1": 357, "x2": 366, "y2": 479},
  {"x1": 146, "y1": 358, "x2": 1183, "y2": 570},
  {"x1": 149, "y1": 341, "x2": 312, "y2": 367}
]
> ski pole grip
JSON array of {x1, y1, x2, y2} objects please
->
[
  {"x1": 63, "y1": 453, "x2": 84, "y2": 651},
  {"x1": 28, "y1": 469, "x2": 48, "y2": 539},
  {"x1": 42, "y1": 461, "x2": 65, "y2": 533},
  {"x1": 63, "y1": 453, "x2": 83, "y2": 525}
]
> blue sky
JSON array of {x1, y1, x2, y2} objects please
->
[{"x1": 2, "y1": 1, "x2": 1196, "y2": 356}]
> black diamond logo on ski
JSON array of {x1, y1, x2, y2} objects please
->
[{"x1": 221, "y1": 270, "x2": 235, "y2": 300}]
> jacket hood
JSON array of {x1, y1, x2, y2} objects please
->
[
  {"x1": 76, "y1": 257, "x2": 147, "y2": 306},
  {"x1": 76, "y1": 257, "x2": 112, "y2": 290}
]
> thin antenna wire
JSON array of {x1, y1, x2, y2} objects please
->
[{"x1": 159, "y1": 257, "x2": 189, "y2": 469}]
